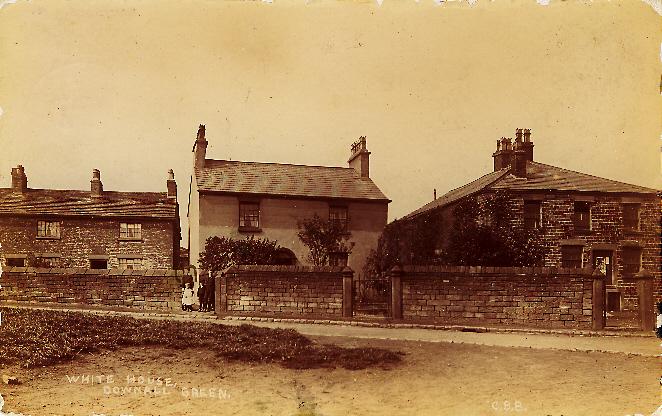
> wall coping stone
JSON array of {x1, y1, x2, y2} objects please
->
[
  {"x1": 395, "y1": 265, "x2": 594, "y2": 276},
  {"x1": 226, "y1": 265, "x2": 349, "y2": 273}
]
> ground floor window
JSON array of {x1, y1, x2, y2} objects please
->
[
  {"x1": 90, "y1": 259, "x2": 108, "y2": 269},
  {"x1": 561, "y1": 246, "x2": 583, "y2": 268},
  {"x1": 36, "y1": 256, "x2": 60, "y2": 267},
  {"x1": 5, "y1": 257, "x2": 25, "y2": 267},
  {"x1": 119, "y1": 258, "x2": 143, "y2": 270},
  {"x1": 622, "y1": 247, "x2": 641, "y2": 277}
]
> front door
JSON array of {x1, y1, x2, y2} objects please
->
[{"x1": 592, "y1": 250, "x2": 613, "y2": 285}]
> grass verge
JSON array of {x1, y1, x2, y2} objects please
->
[{"x1": 0, "y1": 307, "x2": 402, "y2": 370}]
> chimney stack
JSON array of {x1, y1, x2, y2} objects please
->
[
  {"x1": 512, "y1": 141, "x2": 527, "y2": 178},
  {"x1": 521, "y1": 128, "x2": 534, "y2": 162},
  {"x1": 492, "y1": 137, "x2": 513, "y2": 171},
  {"x1": 193, "y1": 124, "x2": 208, "y2": 168},
  {"x1": 90, "y1": 169, "x2": 103, "y2": 198},
  {"x1": 492, "y1": 128, "x2": 535, "y2": 173},
  {"x1": 10, "y1": 165, "x2": 28, "y2": 194},
  {"x1": 167, "y1": 169, "x2": 177, "y2": 199},
  {"x1": 348, "y1": 136, "x2": 371, "y2": 178},
  {"x1": 433, "y1": 188, "x2": 437, "y2": 200}
]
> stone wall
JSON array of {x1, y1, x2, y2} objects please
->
[
  {"x1": 218, "y1": 265, "x2": 351, "y2": 318},
  {"x1": 0, "y1": 267, "x2": 184, "y2": 310},
  {"x1": 0, "y1": 216, "x2": 178, "y2": 269},
  {"x1": 393, "y1": 266, "x2": 598, "y2": 329}
]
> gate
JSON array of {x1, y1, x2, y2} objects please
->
[{"x1": 353, "y1": 274, "x2": 391, "y2": 317}]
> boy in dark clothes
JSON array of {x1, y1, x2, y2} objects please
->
[{"x1": 197, "y1": 281, "x2": 207, "y2": 312}]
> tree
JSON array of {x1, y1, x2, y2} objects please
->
[
  {"x1": 297, "y1": 214, "x2": 353, "y2": 266},
  {"x1": 443, "y1": 191, "x2": 544, "y2": 266},
  {"x1": 198, "y1": 235, "x2": 281, "y2": 274},
  {"x1": 363, "y1": 212, "x2": 443, "y2": 277}
]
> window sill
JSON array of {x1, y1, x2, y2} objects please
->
[
  {"x1": 36, "y1": 236, "x2": 61, "y2": 240},
  {"x1": 118, "y1": 238, "x2": 143, "y2": 242},
  {"x1": 622, "y1": 229, "x2": 642, "y2": 235},
  {"x1": 573, "y1": 229, "x2": 592, "y2": 236},
  {"x1": 238, "y1": 226, "x2": 262, "y2": 233}
]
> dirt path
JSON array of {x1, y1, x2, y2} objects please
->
[
  {"x1": 220, "y1": 319, "x2": 660, "y2": 356},
  {"x1": 0, "y1": 336, "x2": 658, "y2": 416}
]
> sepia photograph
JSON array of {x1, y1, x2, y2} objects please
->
[{"x1": 0, "y1": 0, "x2": 660, "y2": 415}]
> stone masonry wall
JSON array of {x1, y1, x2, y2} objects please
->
[
  {"x1": 399, "y1": 266, "x2": 595, "y2": 329},
  {"x1": 0, "y1": 216, "x2": 177, "y2": 269},
  {"x1": 221, "y1": 265, "x2": 346, "y2": 318},
  {"x1": 483, "y1": 193, "x2": 661, "y2": 309},
  {"x1": 0, "y1": 267, "x2": 184, "y2": 310}
]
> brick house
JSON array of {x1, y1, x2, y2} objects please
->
[
  {"x1": 187, "y1": 125, "x2": 390, "y2": 274},
  {"x1": 401, "y1": 128, "x2": 661, "y2": 310},
  {"x1": 0, "y1": 166, "x2": 181, "y2": 269}
]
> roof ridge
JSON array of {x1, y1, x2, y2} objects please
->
[
  {"x1": 203, "y1": 158, "x2": 354, "y2": 171},
  {"x1": 403, "y1": 168, "x2": 510, "y2": 219},
  {"x1": 528, "y1": 161, "x2": 659, "y2": 192}
]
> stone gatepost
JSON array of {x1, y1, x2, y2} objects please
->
[
  {"x1": 341, "y1": 266, "x2": 354, "y2": 318},
  {"x1": 634, "y1": 270, "x2": 655, "y2": 331},
  {"x1": 591, "y1": 268, "x2": 606, "y2": 330},
  {"x1": 390, "y1": 265, "x2": 403, "y2": 320},
  {"x1": 215, "y1": 271, "x2": 227, "y2": 316}
]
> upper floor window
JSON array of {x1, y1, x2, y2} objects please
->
[
  {"x1": 561, "y1": 245, "x2": 583, "y2": 268},
  {"x1": 622, "y1": 247, "x2": 641, "y2": 276},
  {"x1": 118, "y1": 257, "x2": 143, "y2": 270},
  {"x1": 239, "y1": 202, "x2": 260, "y2": 230},
  {"x1": 120, "y1": 223, "x2": 142, "y2": 240},
  {"x1": 573, "y1": 202, "x2": 591, "y2": 232},
  {"x1": 523, "y1": 201, "x2": 541, "y2": 229},
  {"x1": 622, "y1": 204, "x2": 640, "y2": 231},
  {"x1": 37, "y1": 220, "x2": 60, "y2": 239},
  {"x1": 329, "y1": 206, "x2": 349, "y2": 233}
]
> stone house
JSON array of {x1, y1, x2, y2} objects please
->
[
  {"x1": 401, "y1": 128, "x2": 661, "y2": 310},
  {"x1": 187, "y1": 125, "x2": 390, "y2": 275},
  {"x1": 0, "y1": 166, "x2": 181, "y2": 269}
]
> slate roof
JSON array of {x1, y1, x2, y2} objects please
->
[
  {"x1": 194, "y1": 159, "x2": 390, "y2": 202},
  {"x1": 404, "y1": 168, "x2": 510, "y2": 219},
  {"x1": 0, "y1": 188, "x2": 178, "y2": 219},
  {"x1": 404, "y1": 161, "x2": 658, "y2": 219}
]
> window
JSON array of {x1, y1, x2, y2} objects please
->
[
  {"x1": 622, "y1": 204, "x2": 640, "y2": 231},
  {"x1": 35, "y1": 256, "x2": 60, "y2": 267},
  {"x1": 622, "y1": 247, "x2": 641, "y2": 276},
  {"x1": 90, "y1": 259, "x2": 108, "y2": 269},
  {"x1": 239, "y1": 202, "x2": 260, "y2": 229},
  {"x1": 561, "y1": 246, "x2": 583, "y2": 268},
  {"x1": 118, "y1": 258, "x2": 143, "y2": 270},
  {"x1": 523, "y1": 201, "x2": 541, "y2": 229},
  {"x1": 329, "y1": 206, "x2": 349, "y2": 232},
  {"x1": 120, "y1": 223, "x2": 141, "y2": 239},
  {"x1": 5, "y1": 257, "x2": 25, "y2": 267},
  {"x1": 573, "y1": 202, "x2": 591, "y2": 231},
  {"x1": 37, "y1": 220, "x2": 60, "y2": 238}
]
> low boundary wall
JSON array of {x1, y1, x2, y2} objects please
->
[
  {"x1": 216, "y1": 265, "x2": 353, "y2": 319},
  {"x1": 390, "y1": 266, "x2": 603, "y2": 329},
  {"x1": 0, "y1": 267, "x2": 184, "y2": 311}
]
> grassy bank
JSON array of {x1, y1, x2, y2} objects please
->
[{"x1": 0, "y1": 307, "x2": 402, "y2": 370}]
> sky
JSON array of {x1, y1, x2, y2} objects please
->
[{"x1": 0, "y1": 0, "x2": 660, "y2": 243}]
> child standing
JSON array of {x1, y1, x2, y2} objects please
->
[{"x1": 182, "y1": 282, "x2": 194, "y2": 312}]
